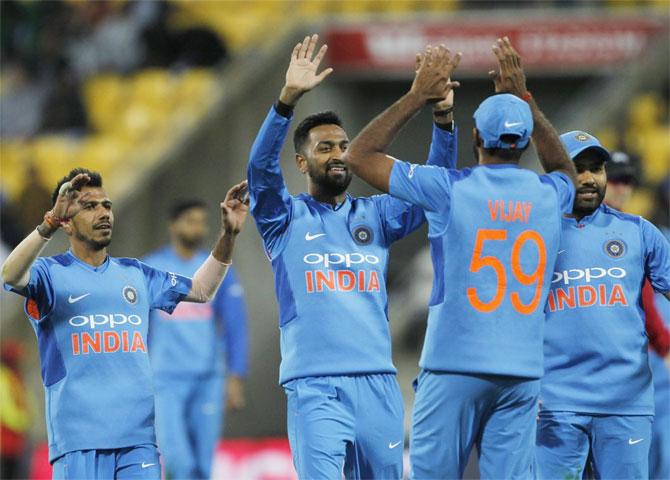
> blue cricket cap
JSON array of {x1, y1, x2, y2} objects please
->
[
  {"x1": 560, "y1": 131, "x2": 610, "y2": 162},
  {"x1": 473, "y1": 94, "x2": 533, "y2": 149}
]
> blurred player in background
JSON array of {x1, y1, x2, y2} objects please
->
[
  {"x1": 1, "y1": 168, "x2": 248, "y2": 479},
  {"x1": 142, "y1": 199, "x2": 249, "y2": 480},
  {"x1": 345, "y1": 38, "x2": 576, "y2": 478},
  {"x1": 536, "y1": 131, "x2": 670, "y2": 479},
  {"x1": 247, "y1": 34, "x2": 458, "y2": 479}
]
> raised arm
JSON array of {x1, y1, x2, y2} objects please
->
[
  {"x1": 247, "y1": 34, "x2": 332, "y2": 256},
  {"x1": 2, "y1": 173, "x2": 89, "y2": 289},
  {"x1": 185, "y1": 181, "x2": 248, "y2": 303},
  {"x1": 345, "y1": 45, "x2": 461, "y2": 192},
  {"x1": 490, "y1": 37, "x2": 576, "y2": 182},
  {"x1": 427, "y1": 86, "x2": 458, "y2": 168}
]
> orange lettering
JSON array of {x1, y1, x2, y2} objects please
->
[
  {"x1": 488, "y1": 200, "x2": 499, "y2": 221},
  {"x1": 72, "y1": 333, "x2": 80, "y2": 355},
  {"x1": 305, "y1": 271, "x2": 314, "y2": 293},
  {"x1": 130, "y1": 332, "x2": 146, "y2": 353},
  {"x1": 577, "y1": 285, "x2": 597, "y2": 307},
  {"x1": 609, "y1": 284, "x2": 628, "y2": 306},
  {"x1": 104, "y1": 331, "x2": 120, "y2": 353},
  {"x1": 82, "y1": 332, "x2": 101, "y2": 354},
  {"x1": 315, "y1": 270, "x2": 335, "y2": 292},
  {"x1": 556, "y1": 287, "x2": 576, "y2": 310},
  {"x1": 338, "y1": 270, "x2": 356, "y2": 292},
  {"x1": 367, "y1": 271, "x2": 380, "y2": 292}
]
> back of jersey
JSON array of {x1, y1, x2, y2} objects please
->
[{"x1": 390, "y1": 162, "x2": 573, "y2": 378}]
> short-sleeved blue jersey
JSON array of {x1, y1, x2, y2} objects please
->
[
  {"x1": 389, "y1": 160, "x2": 575, "y2": 378},
  {"x1": 143, "y1": 247, "x2": 248, "y2": 377},
  {"x1": 248, "y1": 106, "x2": 456, "y2": 384},
  {"x1": 3, "y1": 251, "x2": 191, "y2": 462},
  {"x1": 541, "y1": 205, "x2": 670, "y2": 415}
]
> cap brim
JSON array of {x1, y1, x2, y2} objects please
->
[{"x1": 570, "y1": 144, "x2": 611, "y2": 163}]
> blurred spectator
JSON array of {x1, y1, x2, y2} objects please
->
[
  {"x1": 603, "y1": 149, "x2": 641, "y2": 210},
  {"x1": 141, "y1": 2, "x2": 228, "y2": 70},
  {"x1": 0, "y1": 192, "x2": 24, "y2": 248},
  {"x1": 0, "y1": 340, "x2": 34, "y2": 480},
  {"x1": 15, "y1": 163, "x2": 52, "y2": 237},
  {"x1": 0, "y1": 59, "x2": 49, "y2": 139},
  {"x1": 38, "y1": 60, "x2": 89, "y2": 135},
  {"x1": 651, "y1": 176, "x2": 670, "y2": 231}
]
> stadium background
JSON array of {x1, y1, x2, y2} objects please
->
[{"x1": 0, "y1": 0, "x2": 668, "y2": 478}]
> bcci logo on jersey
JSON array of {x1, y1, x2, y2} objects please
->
[
  {"x1": 123, "y1": 286, "x2": 138, "y2": 305},
  {"x1": 604, "y1": 239, "x2": 626, "y2": 258},
  {"x1": 352, "y1": 225, "x2": 373, "y2": 245}
]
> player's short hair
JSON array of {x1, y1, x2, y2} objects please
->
[
  {"x1": 293, "y1": 111, "x2": 343, "y2": 154},
  {"x1": 169, "y1": 198, "x2": 207, "y2": 221},
  {"x1": 51, "y1": 168, "x2": 103, "y2": 206},
  {"x1": 483, "y1": 134, "x2": 528, "y2": 162}
]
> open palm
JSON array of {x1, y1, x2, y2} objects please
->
[{"x1": 285, "y1": 34, "x2": 333, "y2": 93}]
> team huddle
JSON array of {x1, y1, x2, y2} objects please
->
[{"x1": 2, "y1": 33, "x2": 669, "y2": 480}]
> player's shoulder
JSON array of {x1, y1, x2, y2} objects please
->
[
  {"x1": 41, "y1": 252, "x2": 75, "y2": 267},
  {"x1": 112, "y1": 256, "x2": 145, "y2": 270},
  {"x1": 601, "y1": 204, "x2": 643, "y2": 226}
]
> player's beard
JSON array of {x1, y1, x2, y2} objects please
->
[
  {"x1": 573, "y1": 184, "x2": 605, "y2": 218},
  {"x1": 75, "y1": 231, "x2": 112, "y2": 250},
  {"x1": 177, "y1": 233, "x2": 204, "y2": 250},
  {"x1": 307, "y1": 162, "x2": 352, "y2": 197}
]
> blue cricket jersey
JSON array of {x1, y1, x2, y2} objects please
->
[
  {"x1": 143, "y1": 247, "x2": 248, "y2": 377},
  {"x1": 3, "y1": 251, "x2": 191, "y2": 462},
  {"x1": 389, "y1": 161, "x2": 575, "y2": 378},
  {"x1": 248, "y1": 106, "x2": 456, "y2": 384},
  {"x1": 541, "y1": 205, "x2": 670, "y2": 415}
]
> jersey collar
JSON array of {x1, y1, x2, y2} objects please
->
[
  {"x1": 564, "y1": 203, "x2": 605, "y2": 227},
  {"x1": 65, "y1": 250, "x2": 111, "y2": 273}
]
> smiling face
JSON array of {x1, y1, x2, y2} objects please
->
[
  {"x1": 297, "y1": 124, "x2": 352, "y2": 197},
  {"x1": 572, "y1": 149, "x2": 607, "y2": 219},
  {"x1": 65, "y1": 186, "x2": 114, "y2": 250}
]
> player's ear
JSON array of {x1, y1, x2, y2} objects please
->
[
  {"x1": 295, "y1": 154, "x2": 308, "y2": 175},
  {"x1": 473, "y1": 127, "x2": 482, "y2": 148}
]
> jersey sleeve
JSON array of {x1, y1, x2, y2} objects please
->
[
  {"x1": 212, "y1": 266, "x2": 249, "y2": 376},
  {"x1": 3, "y1": 258, "x2": 55, "y2": 320},
  {"x1": 247, "y1": 106, "x2": 294, "y2": 259},
  {"x1": 539, "y1": 171, "x2": 576, "y2": 215},
  {"x1": 641, "y1": 219, "x2": 670, "y2": 294},
  {"x1": 373, "y1": 124, "x2": 459, "y2": 244},
  {"x1": 427, "y1": 123, "x2": 458, "y2": 168},
  {"x1": 139, "y1": 262, "x2": 192, "y2": 314},
  {"x1": 388, "y1": 159, "x2": 452, "y2": 213}
]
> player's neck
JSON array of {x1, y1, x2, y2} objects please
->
[
  {"x1": 479, "y1": 155, "x2": 518, "y2": 166},
  {"x1": 172, "y1": 241, "x2": 198, "y2": 260},
  {"x1": 69, "y1": 242, "x2": 108, "y2": 267},
  {"x1": 308, "y1": 185, "x2": 347, "y2": 206}
]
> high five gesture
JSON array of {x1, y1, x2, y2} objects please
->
[{"x1": 279, "y1": 34, "x2": 333, "y2": 107}]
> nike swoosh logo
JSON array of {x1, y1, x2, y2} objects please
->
[
  {"x1": 558, "y1": 250, "x2": 567, "y2": 255},
  {"x1": 628, "y1": 438, "x2": 643, "y2": 445},
  {"x1": 68, "y1": 293, "x2": 91, "y2": 304},
  {"x1": 305, "y1": 232, "x2": 326, "y2": 241},
  {"x1": 141, "y1": 462, "x2": 156, "y2": 469},
  {"x1": 504, "y1": 121, "x2": 523, "y2": 128},
  {"x1": 388, "y1": 441, "x2": 402, "y2": 449}
]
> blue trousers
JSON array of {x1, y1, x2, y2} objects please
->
[
  {"x1": 410, "y1": 370, "x2": 539, "y2": 479},
  {"x1": 52, "y1": 444, "x2": 160, "y2": 479},
  {"x1": 536, "y1": 411, "x2": 653, "y2": 480},
  {"x1": 283, "y1": 374, "x2": 404, "y2": 479},
  {"x1": 153, "y1": 373, "x2": 223, "y2": 480}
]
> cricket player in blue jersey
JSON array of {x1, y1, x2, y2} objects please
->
[
  {"x1": 536, "y1": 131, "x2": 670, "y2": 479},
  {"x1": 345, "y1": 38, "x2": 577, "y2": 479},
  {"x1": 1, "y1": 168, "x2": 249, "y2": 479},
  {"x1": 247, "y1": 34, "x2": 458, "y2": 479},
  {"x1": 143, "y1": 198, "x2": 249, "y2": 480}
]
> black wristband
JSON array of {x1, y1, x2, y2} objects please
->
[
  {"x1": 274, "y1": 100, "x2": 294, "y2": 118},
  {"x1": 433, "y1": 106, "x2": 454, "y2": 117},
  {"x1": 435, "y1": 120, "x2": 454, "y2": 133}
]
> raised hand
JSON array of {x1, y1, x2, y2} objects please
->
[
  {"x1": 410, "y1": 45, "x2": 461, "y2": 104},
  {"x1": 221, "y1": 180, "x2": 249, "y2": 235},
  {"x1": 280, "y1": 34, "x2": 333, "y2": 106},
  {"x1": 52, "y1": 173, "x2": 90, "y2": 222},
  {"x1": 490, "y1": 36, "x2": 527, "y2": 98}
]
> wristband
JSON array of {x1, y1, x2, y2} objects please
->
[
  {"x1": 433, "y1": 106, "x2": 454, "y2": 117},
  {"x1": 43, "y1": 210, "x2": 63, "y2": 230},
  {"x1": 522, "y1": 91, "x2": 533, "y2": 102}
]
